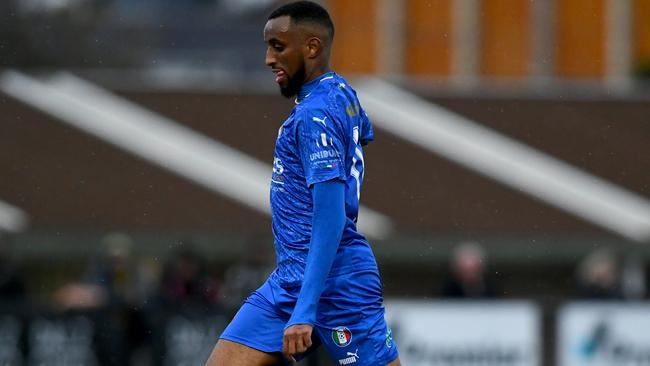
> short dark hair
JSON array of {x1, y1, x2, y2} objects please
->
[{"x1": 268, "y1": 1, "x2": 335, "y2": 41}]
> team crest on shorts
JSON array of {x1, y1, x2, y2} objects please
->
[{"x1": 332, "y1": 327, "x2": 352, "y2": 347}]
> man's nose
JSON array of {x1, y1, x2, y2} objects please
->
[{"x1": 265, "y1": 49, "x2": 276, "y2": 67}]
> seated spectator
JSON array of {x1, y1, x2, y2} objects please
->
[
  {"x1": 52, "y1": 232, "x2": 156, "y2": 365},
  {"x1": 53, "y1": 232, "x2": 156, "y2": 310},
  {"x1": 220, "y1": 234, "x2": 273, "y2": 312},
  {"x1": 440, "y1": 242, "x2": 497, "y2": 299},
  {"x1": 158, "y1": 245, "x2": 221, "y2": 309},
  {"x1": 576, "y1": 248, "x2": 623, "y2": 299}
]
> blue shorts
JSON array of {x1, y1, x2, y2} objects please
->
[{"x1": 220, "y1": 270, "x2": 398, "y2": 365}]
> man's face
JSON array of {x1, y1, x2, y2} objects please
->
[{"x1": 264, "y1": 16, "x2": 306, "y2": 98}]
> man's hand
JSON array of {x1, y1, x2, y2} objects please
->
[{"x1": 283, "y1": 324, "x2": 313, "y2": 363}]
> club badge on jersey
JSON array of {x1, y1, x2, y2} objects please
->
[{"x1": 332, "y1": 326, "x2": 353, "y2": 347}]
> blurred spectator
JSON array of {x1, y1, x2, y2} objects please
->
[
  {"x1": 53, "y1": 232, "x2": 157, "y2": 310},
  {"x1": 621, "y1": 253, "x2": 646, "y2": 299},
  {"x1": 220, "y1": 235, "x2": 273, "y2": 311},
  {"x1": 440, "y1": 242, "x2": 497, "y2": 299},
  {"x1": 0, "y1": 232, "x2": 26, "y2": 304},
  {"x1": 148, "y1": 244, "x2": 225, "y2": 366},
  {"x1": 158, "y1": 244, "x2": 221, "y2": 309},
  {"x1": 52, "y1": 232, "x2": 158, "y2": 365},
  {"x1": 576, "y1": 248, "x2": 623, "y2": 299},
  {"x1": 88, "y1": 232, "x2": 158, "y2": 306}
]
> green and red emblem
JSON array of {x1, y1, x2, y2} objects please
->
[{"x1": 332, "y1": 326, "x2": 352, "y2": 347}]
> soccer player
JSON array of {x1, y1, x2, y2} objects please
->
[{"x1": 205, "y1": 2, "x2": 400, "y2": 365}]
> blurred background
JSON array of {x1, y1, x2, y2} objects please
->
[{"x1": 1, "y1": 0, "x2": 650, "y2": 365}]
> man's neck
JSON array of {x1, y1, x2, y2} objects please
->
[{"x1": 303, "y1": 65, "x2": 332, "y2": 84}]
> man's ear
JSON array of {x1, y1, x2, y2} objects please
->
[{"x1": 305, "y1": 37, "x2": 323, "y2": 59}]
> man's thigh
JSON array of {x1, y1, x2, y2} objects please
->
[
  {"x1": 204, "y1": 339, "x2": 282, "y2": 366},
  {"x1": 386, "y1": 358, "x2": 402, "y2": 366},
  {"x1": 219, "y1": 300, "x2": 286, "y2": 352},
  {"x1": 206, "y1": 279, "x2": 296, "y2": 366}
]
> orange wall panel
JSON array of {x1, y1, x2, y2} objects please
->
[
  {"x1": 327, "y1": 0, "x2": 378, "y2": 74},
  {"x1": 480, "y1": 0, "x2": 531, "y2": 77},
  {"x1": 556, "y1": 0, "x2": 606, "y2": 78},
  {"x1": 404, "y1": 0, "x2": 453, "y2": 76},
  {"x1": 634, "y1": 0, "x2": 650, "y2": 64}
]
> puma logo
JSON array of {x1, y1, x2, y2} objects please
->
[
  {"x1": 312, "y1": 116, "x2": 328, "y2": 126},
  {"x1": 339, "y1": 349, "x2": 359, "y2": 365}
]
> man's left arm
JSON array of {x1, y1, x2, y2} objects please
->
[{"x1": 283, "y1": 179, "x2": 346, "y2": 362}]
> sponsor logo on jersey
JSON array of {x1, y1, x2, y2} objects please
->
[
  {"x1": 316, "y1": 133, "x2": 334, "y2": 148},
  {"x1": 273, "y1": 157, "x2": 284, "y2": 175},
  {"x1": 272, "y1": 157, "x2": 285, "y2": 185},
  {"x1": 332, "y1": 327, "x2": 352, "y2": 347},
  {"x1": 309, "y1": 149, "x2": 338, "y2": 161}
]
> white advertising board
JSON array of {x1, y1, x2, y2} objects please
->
[
  {"x1": 558, "y1": 302, "x2": 650, "y2": 366},
  {"x1": 385, "y1": 300, "x2": 541, "y2": 366}
]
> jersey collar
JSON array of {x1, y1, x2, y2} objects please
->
[{"x1": 296, "y1": 72, "x2": 336, "y2": 104}]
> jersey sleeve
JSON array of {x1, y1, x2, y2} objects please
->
[
  {"x1": 296, "y1": 108, "x2": 346, "y2": 186},
  {"x1": 359, "y1": 107, "x2": 375, "y2": 146}
]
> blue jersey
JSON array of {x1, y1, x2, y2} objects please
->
[
  {"x1": 269, "y1": 72, "x2": 378, "y2": 287},
  {"x1": 221, "y1": 73, "x2": 399, "y2": 364}
]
